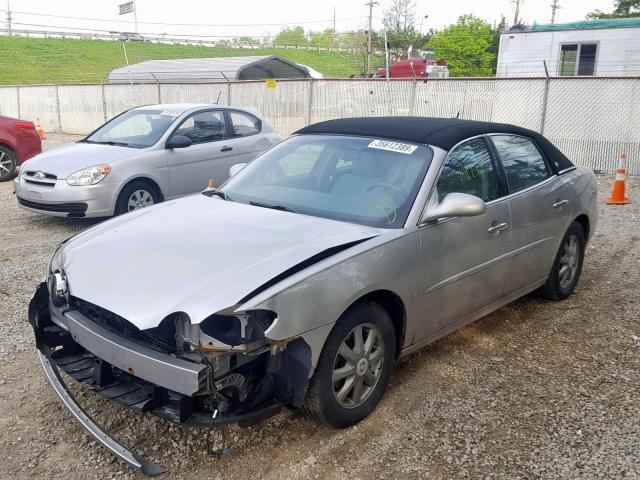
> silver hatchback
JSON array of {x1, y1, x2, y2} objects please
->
[{"x1": 14, "y1": 104, "x2": 281, "y2": 217}]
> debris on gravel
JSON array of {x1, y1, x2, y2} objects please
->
[{"x1": 0, "y1": 141, "x2": 638, "y2": 479}]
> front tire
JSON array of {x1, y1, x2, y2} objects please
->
[
  {"x1": 538, "y1": 221, "x2": 586, "y2": 300},
  {"x1": 0, "y1": 146, "x2": 17, "y2": 182},
  {"x1": 302, "y1": 301, "x2": 396, "y2": 428},
  {"x1": 115, "y1": 180, "x2": 160, "y2": 216}
]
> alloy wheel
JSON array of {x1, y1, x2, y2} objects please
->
[
  {"x1": 332, "y1": 323, "x2": 385, "y2": 409},
  {"x1": 0, "y1": 151, "x2": 13, "y2": 177},
  {"x1": 127, "y1": 189, "x2": 154, "y2": 211},
  {"x1": 559, "y1": 234, "x2": 579, "y2": 288}
]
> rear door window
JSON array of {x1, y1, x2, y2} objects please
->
[
  {"x1": 491, "y1": 135, "x2": 550, "y2": 193},
  {"x1": 229, "y1": 111, "x2": 262, "y2": 137}
]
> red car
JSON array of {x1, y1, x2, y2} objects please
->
[{"x1": 0, "y1": 115, "x2": 42, "y2": 182}]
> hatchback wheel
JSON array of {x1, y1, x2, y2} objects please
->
[
  {"x1": 302, "y1": 301, "x2": 395, "y2": 428},
  {"x1": 0, "y1": 146, "x2": 17, "y2": 182},
  {"x1": 115, "y1": 181, "x2": 160, "y2": 215},
  {"x1": 538, "y1": 221, "x2": 586, "y2": 300}
]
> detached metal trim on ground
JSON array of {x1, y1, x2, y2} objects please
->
[{"x1": 38, "y1": 350, "x2": 166, "y2": 476}]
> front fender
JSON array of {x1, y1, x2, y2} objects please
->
[{"x1": 241, "y1": 230, "x2": 423, "y2": 373}]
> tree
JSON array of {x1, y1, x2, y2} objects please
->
[
  {"x1": 588, "y1": 0, "x2": 640, "y2": 19},
  {"x1": 309, "y1": 28, "x2": 336, "y2": 47},
  {"x1": 428, "y1": 14, "x2": 496, "y2": 77},
  {"x1": 273, "y1": 26, "x2": 308, "y2": 47},
  {"x1": 382, "y1": 0, "x2": 422, "y2": 50}
]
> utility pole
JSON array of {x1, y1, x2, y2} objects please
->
[
  {"x1": 333, "y1": 6, "x2": 336, "y2": 46},
  {"x1": 6, "y1": 0, "x2": 12, "y2": 36},
  {"x1": 510, "y1": 0, "x2": 524, "y2": 25},
  {"x1": 365, "y1": 1, "x2": 378, "y2": 74},
  {"x1": 550, "y1": 0, "x2": 561, "y2": 24}
]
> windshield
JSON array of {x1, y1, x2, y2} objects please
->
[
  {"x1": 84, "y1": 109, "x2": 181, "y2": 148},
  {"x1": 220, "y1": 135, "x2": 433, "y2": 228}
]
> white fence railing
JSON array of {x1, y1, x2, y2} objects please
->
[{"x1": 1, "y1": 77, "x2": 639, "y2": 174}]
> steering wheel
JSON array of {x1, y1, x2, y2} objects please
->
[{"x1": 365, "y1": 182, "x2": 404, "y2": 201}]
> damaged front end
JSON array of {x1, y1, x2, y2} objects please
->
[{"x1": 29, "y1": 280, "x2": 312, "y2": 475}]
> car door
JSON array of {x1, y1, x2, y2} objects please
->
[
  {"x1": 414, "y1": 137, "x2": 511, "y2": 342},
  {"x1": 225, "y1": 110, "x2": 277, "y2": 163},
  {"x1": 165, "y1": 110, "x2": 243, "y2": 198},
  {"x1": 488, "y1": 134, "x2": 573, "y2": 295}
]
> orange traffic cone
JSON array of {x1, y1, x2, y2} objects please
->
[
  {"x1": 605, "y1": 153, "x2": 631, "y2": 205},
  {"x1": 35, "y1": 119, "x2": 45, "y2": 140}
]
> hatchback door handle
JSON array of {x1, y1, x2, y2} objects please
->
[
  {"x1": 220, "y1": 146, "x2": 233, "y2": 152},
  {"x1": 553, "y1": 199, "x2": 569, "y2": 209},
  {"x1": 488, "y1": 222, "x2": 509, "y2": 235}
]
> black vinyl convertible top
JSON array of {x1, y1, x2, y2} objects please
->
[{"x1": 295, "y1": 117, "x2": 574, "y2": 174}]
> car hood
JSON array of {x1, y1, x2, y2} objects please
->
[
  {"x1": 22, "y1": 143, "x2": 138, "y2": 178},
  {"x1": 59, "y1": 195, "x2": 382, "y2": 330}
]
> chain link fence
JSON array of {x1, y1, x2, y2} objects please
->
[{"x1": 0, "y1": 77, "x2": 638, "y2": 174}]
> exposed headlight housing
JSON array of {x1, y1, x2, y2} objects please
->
[{"x1": 66, "y1": 164, "x2": 111, "y2": 186}]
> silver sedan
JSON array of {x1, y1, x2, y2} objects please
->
[
  {"x1": 14, "y1": 104, "x2": 281, "y2": 217},
  {"x1": 30, "y1": 117, "x2": 597, "y2": 474}
]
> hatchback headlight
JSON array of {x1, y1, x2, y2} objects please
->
[{"x1": 66, "y1": 164, "x2": 111, "y2": 186}]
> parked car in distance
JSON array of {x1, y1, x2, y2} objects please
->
[
  {"x1": 0, "y1": 115, "x2": 42, "y2": 182},
  {"x1": 30, "y1": 117, "x2": 597, "y2": 474},
  {"x1": 14, "y1": 104, "x2": 281, "y2": 217}
]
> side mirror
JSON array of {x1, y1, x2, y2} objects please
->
[
  {"x1": 420, "y1": 192, "x2": 486, "y2": 224},
  {"x1": 229, "y1": 163, "x2": 247, "y2": 177},
  {"x1": 166, "y1": 135, "x2": 192, "y2": 149}
]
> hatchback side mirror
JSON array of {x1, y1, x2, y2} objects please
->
[
  {"x1": 421, "y1": 192, "x2": 486, "y2": 224},
  {"x1": 166, "y1": 135, "x2": 192, "y2": 149},
  {"x1": 229, "y1": 163, "x2": 247, "y2": 177}
]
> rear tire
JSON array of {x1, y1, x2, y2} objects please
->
[
  {"x1": 302, "y1": 301, "x2": 396, "y2": 428},
  {"x1": 537, "y1": 221, "x2": 585, "y2": 300},
  {"x1": 114, "y1": 180, "x2": 160, "y2": 216},
  {"x1": 0, "y1": 146, "x2": 17, "y2": 182}
]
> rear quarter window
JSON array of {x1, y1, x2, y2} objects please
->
[{"x1": 491, "y1": 135, "x2": 550, "y2": 193}]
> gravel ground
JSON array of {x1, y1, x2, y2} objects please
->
[{"x1": 0, "y1": 136, "x2": 638, "y2": 479}]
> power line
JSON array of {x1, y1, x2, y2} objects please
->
[{"x1": 2, "y1": 8, "x2": 365, "y2": 28}]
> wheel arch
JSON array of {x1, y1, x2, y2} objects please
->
[
  {"x1": 574, "y1": 214, "x2": 590, "y2": 243},
  {"x1": 350, "y1": 289, "x2": 407, "y2": 359},
  {"x1": 116, "y1": 176, "x2": 165, "y2": 203},
  {"x1": 0, "y1": 141, "x2": 16, "y2": 154}
]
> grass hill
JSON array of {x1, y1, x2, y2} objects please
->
[{"x1": 0, "y1": 36, "x2": 373, "y2": 85}]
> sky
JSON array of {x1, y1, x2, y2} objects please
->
[{"x1": 2, "y1": 0, "x2": 617, "y2": 39}]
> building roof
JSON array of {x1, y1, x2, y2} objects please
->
[
  {"x1": 108, "y1": 55, "x2": 310, "y2": 84},
  {"x1": 507, "y1": 17, "x2": 640, "y2": 34},
  {"x1": 295, "y1": 117, "x2": 574, "y2": 173}
]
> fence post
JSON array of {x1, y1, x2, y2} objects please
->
[
  {"x1": 227, "y1": 80, "x2": 232, "y2": 106},
  {"x1": 54, "y1": 84, "x2": 62, "y2": 133},
  {"x1": 101, "y1": 84, "x2": 108, "y2": 122},
  {"x1": 306, "y1": 78, "x2": 314, "y2": 125},
  {"x1": 16, "y1": 86, "x2": 21, "y2": 119},
  {"x1": 540, "y1": 60, "x2": 551, "y2": 135},
  {"x1": 410, "y1": 78, "x2": 417, "y2": 116}
]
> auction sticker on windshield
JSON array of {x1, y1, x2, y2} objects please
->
[{"x1": 368, "y1": 139, "x2": 418, "y2": 155}]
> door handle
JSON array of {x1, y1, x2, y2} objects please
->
[
  {"x1": 553, "y1": 199, "x2": 569, "y2": 209},
  {"x1": 488, "y1": 222, "x2": 509, "y2": 235},
  {"x1": 220, "y1": 146, "x2": 233, "y2": 152}
]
